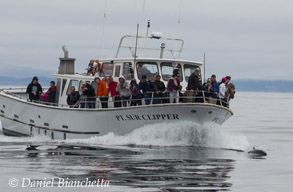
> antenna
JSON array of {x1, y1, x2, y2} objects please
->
[
  {"x1": 204, "y1": 52, "x2": 206, "y2": 83},
  {"x1": 133, "y1": 24, "x2": 140, "y2": 77},
  {"x1": 100, "y1": 0, "x2": 107, "y2": 58},
  {"x1": 175, "y1": 0, "x2": 183, "y2": 58},
  {"x1": 146, "y1": 20, "x2": 151, "y2": 36},
  {"x1": 138, "y1": 0, "x2": 146, "y2": 57}
]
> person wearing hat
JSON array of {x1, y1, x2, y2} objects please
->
[
  {"x1": 116, "y1": 77, "x2": 130, "y2": 107},
  {"x1": 167, "y1": 69, "x2": 182, "y2": 103},
  {"x1": 26, "y1": 76, "x2": 43, "y2": 102},
  {"x1": 81, "y1": 80, "x2": 96, "y2": 108}
]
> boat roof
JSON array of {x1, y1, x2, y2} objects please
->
[
  {"x1": 52, "y1": 57, "x2": 202, "y2": 80},
  {"x1": 98, "y1": 57, "x2": 203, "y2": 65}
]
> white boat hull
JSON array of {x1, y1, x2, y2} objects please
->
[{"x1": 0, "y1": 92, "x2": 233, "y2": 140}]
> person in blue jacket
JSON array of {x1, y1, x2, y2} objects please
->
[{"x1": 209, "y1": 74, "x2": 219, "y2": 104}]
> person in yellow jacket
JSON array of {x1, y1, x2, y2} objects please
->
[{"x1": 95, "y1": 77, "x2": 109, "y2": 108}]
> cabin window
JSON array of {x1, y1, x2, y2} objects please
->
[
  {"x1": 66, "y1": 80, "x2": 79, "y2": 95},
  {"x1": 184, "y1": 64, "x2": 201, "y2": 81},
  {"x1": 78, "y1": 81, "x2": 90, "y2": 94},
  {"x1": 100, "y1": 63, "x2": 114, "y2": 77},
  {"x1": 161, "y1": 62, "x2": 183, "y2": 82},
  {"x1": 136, "y1": 62, "x2": 159, "y2": 80},
  {"x1": 91, "y1": 81, "x2": 97, "y2": 93},
  {"x1": 114, "y1": 65, "x2": 121, "y2": 77},
  {"x1": 61, "y1": 79, "x2": 67, "y2": 96},
  {"x1": 123, "y1": 62, "x2": 134, "y2": 80}
]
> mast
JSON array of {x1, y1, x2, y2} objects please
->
[
  {"x1": 204, "y1": 52, "x2": 206, "y2": 83},
  {"x1": 133, "y1": 24, "x2": 140, "y2": 78},
  {"x1": 100, "y1": 0, "x2": 107, "y2": 58}
]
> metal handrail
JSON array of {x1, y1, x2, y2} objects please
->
[{"x1": 1, "y1": 89, "x2": 230, "y2": 109}]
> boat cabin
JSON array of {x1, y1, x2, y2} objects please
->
[{"x1": 52, "y1": 34, "x2": 203, "y2": 106}]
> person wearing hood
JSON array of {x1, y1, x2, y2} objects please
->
[
  {"x1": 129, "y1": 79, "x2": 142, "y2": 106},
  {"x1": 108, "y1": 76, "x2": 121, "y2": 108},
  {"x1": 167, "y1": 69, "x2": 182, "y2": 103},
  {"x1": 26, "y1": 76, "x2": 43, "y2": 102},
  {"x1": 116, "y1": 77, "x2": 130, "y2": 107},
  {"x1": 46, "y1": 81, "x2": 57, "y2": 104},
  {"x1": 138, "y1": 75, "x2": 152, "y2": 105}
]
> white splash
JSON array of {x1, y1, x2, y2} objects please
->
[{"x1": 66, "y1": 121, "x2": 249, "y2": 151}]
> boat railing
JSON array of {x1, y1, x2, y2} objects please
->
[{"x1": 2, "y1": 89, "x2": 230, "y2": 109}]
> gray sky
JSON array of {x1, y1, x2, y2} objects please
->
[{"x1": 0, "y1": 0, "x2": 292, "y2": 80}]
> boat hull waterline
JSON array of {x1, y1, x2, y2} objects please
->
[{"x1": 0, "y1": 92, "x2": 232, "y2": 140}]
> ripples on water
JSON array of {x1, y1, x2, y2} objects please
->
[{"x1": 0, "y1": 121, "x2": 249, "y2": 192}]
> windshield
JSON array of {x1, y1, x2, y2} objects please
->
[
  {"x1": 184, "y1": 64, "x2": 201, "y2": 81},
  {"x1": 161, "y1": 62, "x2": 183, "y2": 82},
  {"x1": 136, "y1": 62, "x2": 159, "y2": 80}
]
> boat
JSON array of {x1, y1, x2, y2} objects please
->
[{"x1": 0, "y1": 33, "x2": 233, "y2": 140}]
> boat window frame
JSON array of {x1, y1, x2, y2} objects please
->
[
  {"x1": 61, "y1": 79, "x2": 67, "y2": 96},
  {"x1": 78, "y1": 81, "x2": 91, "y2": 94},
  {"x1": 184, "y1": 64, "x2": 201, "y2": 82},
  {"x1": 99, "y1": 62, "x2": 114, "y2": 77},
  {"x1": 161, "y1": 62, "x2": 183, "y2": 82},
  {"x1": 136, "y1": 61, "x2": 159, "y2": 80},
  {"x1": 123, "y1": 62, "x2": 134, "y2": 80},
  {"x1": 114, "y1": 64, "x2": 121, "y2": 77},
  {"x1": 66, "y1": 79, "x2": 79, "y2": 95}
]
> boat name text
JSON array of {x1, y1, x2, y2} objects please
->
[{"x1": 115, "y1": 114, "x2": 179, "y2": 122}]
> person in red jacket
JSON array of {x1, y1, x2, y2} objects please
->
[
  {"x1": 95, "y1": 77, "x2": 109, "y2": 108},
  {"x1": 108, "y1": 77, "x2": 121, "y2": 108}
]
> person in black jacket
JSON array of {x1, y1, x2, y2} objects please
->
[
  {"x1": 153, "y1": 75, "x2": 167, "y2": 104},
  {"x1": 46, "y1": 81, "x2": 57, "y2": 104},
  {"x1": 26, "y1": 76, "x2": 43, "y2": 102},
  {"x1": 81, "y1": 81, "x2": 96, "y2": 108},
  {"x1": 138, "y1": 75, "x2": 152, "y2": 105},
  {"x1": 67, "y1": 86, "x2": 80, "y2": 108},
  {"x1": 187, "y1": 69, "x2": 201, "y2": 102}
]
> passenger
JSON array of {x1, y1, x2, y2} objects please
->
[
  {"x1": 218, "y1": 77, "x2": 229, "y2": 107},
  {"x1": 129, "y1": 79, "x2": 143, "y2": 106},
  {"x1": 209, "y1": 74, "x2": 219, "y2": 104},
  {"x1": 79, "y1": 87, "x2": 86, "y2": 108},
  {"x1": 167, "y1": 69, "x2": 182, "y2": 103},
  {"x1": 141, "y1": 66, "x2": 151, "y2": 76},
  {"x1": 226, "y1": 76, "x2": 231, "y2": 83},
  {"x1": 196, "y1": 77, "x2": 205, "y2": 103},
  {"x1": 138, "y1": 75, "x2": 152, "y2": 105},
  {"x1": 46, "y1": 81, "x2": 57, "y2": 104},
  {"x1": 81, "y1": 81, "x2": 96, "y2": 108},
  {"x1": 153, "y1": 75, "x2": 167, "y2": 104},
  {"x1": 202, "y1": 79, "x2": 214, "y2": 103},
  {"x1": 186, "y1": 68, "x2": 201, "y2": 102},
  {"x1": 116, "y1": 77, "x2": 130, "y2": 107},
  {"x1": 95, "y1": 77, "x2": 109, "y2": 108},
  {"x1": 26, "y1": 76, "x2": 43, "y2": 102},
  {"x1": 67, "y1": 86, "x2": 80, "y2": 108},
  {"x1": 148, "y1": 74, "x2": 157, "y2": 103},
  {"x1": 226, "y1": 83, "x2": 236, "y2": 108},
  {"x1": 108, "y1": 77, "x2": 121, "y2": 108}
]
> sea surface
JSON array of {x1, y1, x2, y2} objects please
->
[{"x1": 0, "y1": 92, "x2": 292, "y2": 192}]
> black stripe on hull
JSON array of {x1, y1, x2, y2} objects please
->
[{"x1": 2, "y1": 128, "x2": 29, "y2": 137}]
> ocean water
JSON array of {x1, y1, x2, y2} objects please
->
[{"x1": 0, "y1": 92, "x2": 292, "y2": 192}]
